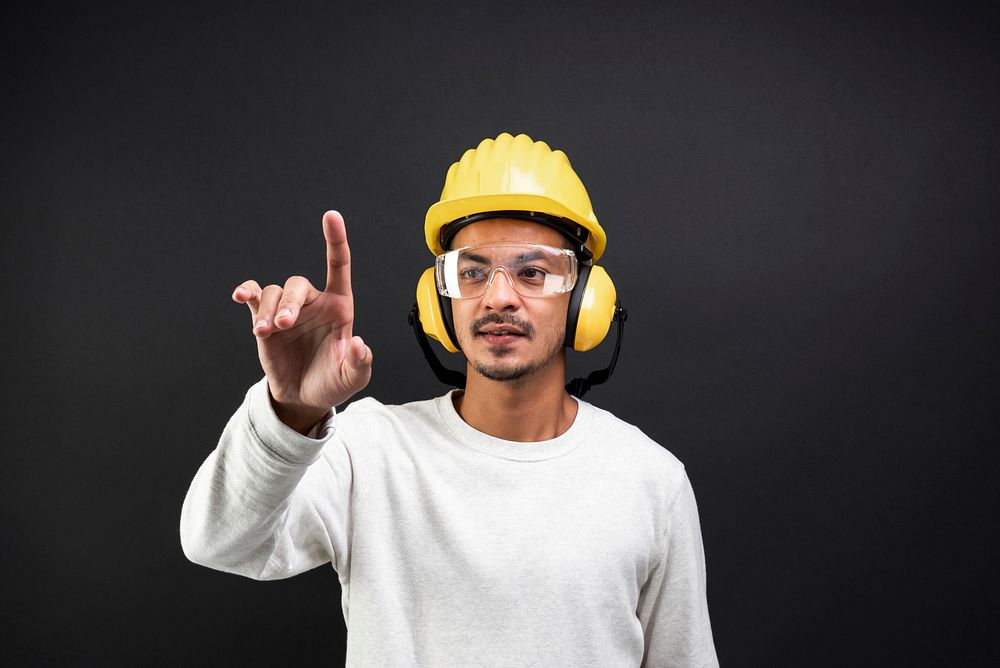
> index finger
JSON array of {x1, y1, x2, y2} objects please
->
[{"x1": 323, "y1": 210, "x2": 352, "y2": 296}]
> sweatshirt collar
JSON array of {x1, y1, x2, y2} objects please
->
[{"x1": 434, "y1": 390, "x2": 592, "y2": 461}]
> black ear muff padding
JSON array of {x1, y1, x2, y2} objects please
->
[
  {"x1": 440, "y1": 295, "x2": 459, "y2": 351},
  {"x1": 565, "y1": 264, "x2": 591, "y2": 348}
]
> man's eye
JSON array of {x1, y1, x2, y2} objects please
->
[
  {"x1": 518, "y1": 267, "x2": 545, "y2": 282},
  {"x1": 459, "y1": 267, "x2": 487, "y2": 280}
]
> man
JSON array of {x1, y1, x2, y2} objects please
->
[{"x1": 181, "y1": 133, "x2": 718, "y2": 666}]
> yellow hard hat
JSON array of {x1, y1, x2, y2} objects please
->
[{"x1": 425, "y1": 133, "x2": 607, "y2": 261}]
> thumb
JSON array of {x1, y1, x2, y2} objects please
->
[{"x1": 341, "y1": 335, "x2": 373, "y2": 390}]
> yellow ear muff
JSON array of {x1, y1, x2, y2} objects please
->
[
  {"x1": 570, "y1": 265, "x2": 617, "y2": 352},
  {"x1": 416, "y1": 267, "x2": 459, "y2": 353}
]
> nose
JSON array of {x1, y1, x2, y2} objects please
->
[{"x1": 483, "y1": 266, "x2": 521, "y2": 310}]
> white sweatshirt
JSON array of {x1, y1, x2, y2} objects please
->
[{"x1": 181, "y1": 379, "x2": 718, "y2": 667}]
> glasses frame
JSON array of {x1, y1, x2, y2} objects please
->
[{"x1": 435, "y1": 242, "x2": 579, "y2": 300}]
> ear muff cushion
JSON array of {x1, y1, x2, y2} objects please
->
[
  {"x1": 416, "y1": 267, "x2": 460, "y2": 352},
  {"x1": 565, "y1": 264, "x2": 590, "y2": 348},
  {"x1": 568, "y1": 265, "x2": 617, "y2": 352}
]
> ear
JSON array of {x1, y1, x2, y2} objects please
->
[
  {"x1": 416, "y1": 267, "x2": 460, "y2": 352},
  {"x1": 566, "y1": 265, "x2": 617, "y2": 352}
]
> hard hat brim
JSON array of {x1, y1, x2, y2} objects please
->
[{"x1": 425, "y1": 193, "x2": 606, "y2": 261}]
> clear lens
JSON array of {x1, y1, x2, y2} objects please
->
[{"x1": 435, "y1": 243, "x2": 578, "y2": 299}]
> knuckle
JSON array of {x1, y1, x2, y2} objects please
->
[
  {"x1": 283, "y1": 275, "x2": 309, "y2": 292},
  {"x1": 257, "y1": 285, "x2": 283, "y2": 308},
  {"x1": 233, "y1": 280, "x2": 259, "y2": 299}
]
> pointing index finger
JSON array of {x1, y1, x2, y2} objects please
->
[{"x1": 323, "y1": 210, "x2": 352, "y2": 296}]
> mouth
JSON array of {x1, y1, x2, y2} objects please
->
[
  {"x1": 477, "y1": 326, "x2": 526, "y2": 345},
  {"x1": 478, "y1": 325, "x2": 525, "y2": 336},
  {"x1": 470, "y1": 315, "x2": 534, "y2": 347}
]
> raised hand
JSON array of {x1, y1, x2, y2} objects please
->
[{"x1": 232, "y1": 210, "x2": 372, "y2": 433}]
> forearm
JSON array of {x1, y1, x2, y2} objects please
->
[{"x1": 180, "y1": 378, "x2": 333, "y2": 579}]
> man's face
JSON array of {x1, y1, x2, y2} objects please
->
[{"x1": 449, "y1": 218, "x2": 572, "y2": 384}]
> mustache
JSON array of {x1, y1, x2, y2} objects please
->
[{"x1": 470, "y1": 313, "x2": 535, "y2": 339}]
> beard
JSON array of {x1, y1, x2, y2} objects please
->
[
  {"x1": 475, "y1": 356, "x2": 538, "y2": 382},
  {"x1": 467, "y1": 313, "x2": 564, "y2": 383}
]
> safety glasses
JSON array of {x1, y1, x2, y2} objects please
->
[{"x1": 435, "y1": 242, "x2": 579, "y2": 299}]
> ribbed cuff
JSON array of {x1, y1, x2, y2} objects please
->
[{"x1": 245, "y1": 377, "x2": 336, "y2": 466}]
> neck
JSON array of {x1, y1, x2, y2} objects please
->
[{"x1": 453, "y1": 362, "x2": 578, "y2": 442}]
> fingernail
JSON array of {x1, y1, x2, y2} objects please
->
[
  {"x1": 278, "y1": 308, "x2": 292, "y2": 320},
  {"x1": 254, "y1": 318, "x2": 268, "y2": 331}
]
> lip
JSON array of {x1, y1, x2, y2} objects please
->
[
  {"x1": 477, "y1": 327, "x2": 526, "y2": 346},
  {"x1": 477, "y1": 326, "x2": 526, "y2": 336},
  {"x1": 470, "y1": 314, "x2": 533, "y2": 346},
  {"x1": 480, "y1": 332, "x2": 524, "y2": 346}
]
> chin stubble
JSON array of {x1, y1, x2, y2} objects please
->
[{"x1": 468, "y1": 314, "x2": 563, "y2": 383}]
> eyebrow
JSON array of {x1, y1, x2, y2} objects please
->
[
  {"x1": 511, "y1": 251, "x2": 545, "y2": 264},
  {"x1": 462, "y1": 250, "x2": 549, "y2": 264},
  {"x1": 463, "y1": 252, "x2": 491, "y2": 264}
]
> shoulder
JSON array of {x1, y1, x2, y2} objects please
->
[
  {"x1": 340, "y1": 394, "x2": 443, "y2": 420},
  {"x1": 333, "y1": 393, "x2": 446, "y2": 441},
  {"x1": 317, "y1": 394, "x2": 448, "y2": 490},
  {"x1": 577, "y1": 401, "x2": 688, "y2": 498},
  {"x1": 580, "y1": 401, "x2": 683, "y2": 467}
]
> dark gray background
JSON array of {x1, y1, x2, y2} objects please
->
[{"x1": 3, "y1": 0, "x2": 997, "y2": 665}]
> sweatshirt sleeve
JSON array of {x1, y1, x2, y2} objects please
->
[
  {"x1": 180, "y1": 378, "x2": 364, "y2": 580},
  {"x1": 637, "y1": 473, "x2": 719, "y2": 667}
]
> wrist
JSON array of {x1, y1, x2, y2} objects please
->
[{"x1": 267, "y1": 389, "x2": 330, "y2": 436}]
